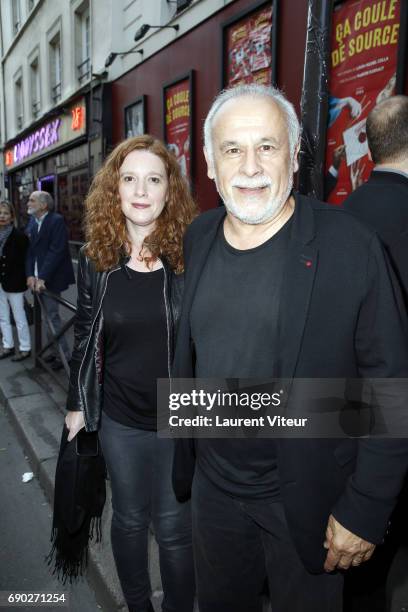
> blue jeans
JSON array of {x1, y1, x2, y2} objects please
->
[
  {"x1": 99, "y1": 412, "x2": 195, "y2": 612},
  {"x1": 192, "y1": 467, "x2": 343, "y2": 612}
]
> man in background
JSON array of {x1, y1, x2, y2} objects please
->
[
  {"x1": 342, "y1": 94, "x2": 408, "y2": 611},
  {"x1": 26, "y1": 190, "x2": 74, "y2": 370},
  {"x1": 343, "y1": 95, "x2": 408, "y2": 307}
]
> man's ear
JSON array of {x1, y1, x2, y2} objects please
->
[
  {"x1": 292, "y1": 142, "x2": 301, "y2": 173},
  {"x1": 367, "y1": 147, "x2": 373, "y2": 162},
  {"x1": 203, "y1": 147, "x2": 215, "y2": 180}
]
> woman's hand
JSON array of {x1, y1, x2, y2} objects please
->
[{"x1": 65, "y1": 410, "x2": 85, "y2": 441}]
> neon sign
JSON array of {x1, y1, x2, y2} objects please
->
[
  {"x1": 11, "y1": 119, "x2": 61, "y2": 165},
  {"x1": 4, "y1": 150, "x2": 13, "y2": 167},
  {"x1": 71, "y1": 106, "x2": 85, "y2": 130}
]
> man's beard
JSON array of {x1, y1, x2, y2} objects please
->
[{"x1": 215, "y1": 171, "x2": 294, "y2": 225}]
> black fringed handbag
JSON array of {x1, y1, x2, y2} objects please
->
[{"x1": 46, "y1": 424, "x2": 106, "y2": 583}]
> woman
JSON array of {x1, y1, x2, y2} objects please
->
[
  {"x1": 0, "y1": 200, "x2": 31, "y2": 361},
  {"x1": 65, "y1": 135, "x2": 197, "y2": 612}
]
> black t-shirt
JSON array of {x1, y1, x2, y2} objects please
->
[
  {"x1": 102, "y1": 266, "x2": 168, "y2": 430},
  {"x1": 190, "y1": 218, "x2": 292, "y2": 499}
]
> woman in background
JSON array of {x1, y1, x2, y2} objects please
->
[
  {"x1": 0, "y1": 200, "x2": 31, "y2": 361},
  {"x1": 65, "y1": 135, "x2": 197, "y2": 612}
]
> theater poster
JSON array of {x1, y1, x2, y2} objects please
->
[
  {"x1": 325, "y1": 0, "x2": 400, "y2": 204},
  {"x1": 163, "y1": 73, "x2": 193, "y2": 180},
  {"x1": 224, "y1": 3, "x2": 273, "y2": 87}
]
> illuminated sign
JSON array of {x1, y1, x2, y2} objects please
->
[
  {"x1": 71, "y1": 106, "x2": 85, "y2": 130},
  {"x1": 12, "y1": 119, "x2": 61, "y2": 165},
  {"x1": 4, "y1": 99, "x2": 86, "y2": 170},
  {"x1": 4, "y1": 150, "x2": 13, "y2": 167}
]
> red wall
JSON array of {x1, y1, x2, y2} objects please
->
[{"x1": 111, "y1": 0, "x2": 309, "y2": 211}]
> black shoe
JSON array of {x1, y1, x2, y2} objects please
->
[
  {"x1": 44, "y1": 354, "x2": 56, "y2": 363},
  {"x1": 11, "y1": 351, "x2": 31, "y2": 362},
  {"x1": 0, "y1": 348, "x2": 15, "y2": 359},
  {"x1": 51, "y1": 358, "x2": 63, "y2": 371}
]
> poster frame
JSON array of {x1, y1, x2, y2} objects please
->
[
  {"x1": 325, "y1": 0, "x2": 407, "y2": 172},
  {"x1": 162, "y1": 70, "x2": 194, "y2": 184},
  {"x1": 220, "y1": 0, "x2": 279, "y2": 89},
  {"x1": 124, "y1": 95, "x2": 147, "y2": 139}
]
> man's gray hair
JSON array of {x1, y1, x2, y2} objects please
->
[
  {"x1": 203, "y1": 84, "x2": 301, "y2": 164},
  {"x1": 36, "y1": 190, "x2": 54, "y2": 211}
]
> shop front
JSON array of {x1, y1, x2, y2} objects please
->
[{"x1": 4, "y1": 97, "x2": 88, "y2": 245}]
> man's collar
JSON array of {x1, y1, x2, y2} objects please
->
[
  {"x1": 373, "y1": 166, "x2": 408, "y2": 180},
  {"x1": 35, "y1": 211, "x2": 49, "y2": 224}
]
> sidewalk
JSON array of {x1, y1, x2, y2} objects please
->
[{"x1": 0, "y1": 354, "x2": 163, "y2": 612}]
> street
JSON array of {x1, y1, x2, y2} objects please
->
[{"x1": 0, "y1": 402, "x2": 102, "y2": 612}]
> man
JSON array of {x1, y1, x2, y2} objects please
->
[
  {"x1": 172, "y1": 84, "x2": 408, "y2": 611},
  {"x1": 343, "y1": 95, "x2": 408, "y2": 307},
  {"x1": 26, "y1": 191, "x2": 75, "y2": 370},
  {"x1": 342, "y1": 94, "x2": 408, "y2": 610}
]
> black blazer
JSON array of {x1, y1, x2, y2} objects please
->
[
  {"x1": 0, "y1": 227, "x2": 29, "y2": 292},
  {"x1": 342, "y1": 169, "x2": 408, "y2": 306},
  {"x1": 172, "y1": 193, "x2": 408, "y2": 573},
  {"x1": 25, "y1": 212, "x2": 75, "y2": 292}
]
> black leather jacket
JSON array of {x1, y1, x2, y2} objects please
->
[{"x1": 66, "y1": 248, "x2": 184, "y2": 431}]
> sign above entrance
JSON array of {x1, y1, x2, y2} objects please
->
[{"x1": 4, "y1": 98, "x2": 86, "y2": 171}]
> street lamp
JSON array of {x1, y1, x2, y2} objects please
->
[
  {"x1": 105, "y1": 49, "x2": 144, "y2": 68},
  {"x1": 134, "y1": 24, "x2": 179, "y2": 42}
]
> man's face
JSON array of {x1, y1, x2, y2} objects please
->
[
  {"x1": 205, "y1": 96, "x2": 298, "y2": 225},
  {"x1": 27, "y1": 192, "x2": 46, "y2": 217}
]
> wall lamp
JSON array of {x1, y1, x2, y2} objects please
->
[
  {"x1": 134, "y1": 24, "x2": 179, "y2": 42},
  {"x1": 105, "y1": 50, "x2": 144, "y2": 68}
]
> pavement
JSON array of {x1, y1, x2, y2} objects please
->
[{"x1": 0, "y1": 352, "x2": 163, "y2": 612}]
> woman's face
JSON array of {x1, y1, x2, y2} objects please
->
[
  {"x1": 0, "y1": 206, "x2": 12, "y2": 226},
  {"x1": 118, "y1": 149, "x2": 169, "y2": 230}
]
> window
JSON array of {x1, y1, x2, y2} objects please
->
[
  {"x1": 49, "y1": 32, "x2": 62, "y2": 103},
  {"x1": 75, "y1": 2, "x2": 90, "y2": 83},
  {"x1": 12, "y1": 0, "x2": 21, "y2": 35},
  {"x1": 30, "y1": 57, "x2": 40, "y2": 118},
  {"x1": 15, "y1": 76, "x2": 23, "y2": 130}
]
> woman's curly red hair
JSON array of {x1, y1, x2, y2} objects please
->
[{"x1": 84, "y1": 135, "x2": 198, "y2": 273}]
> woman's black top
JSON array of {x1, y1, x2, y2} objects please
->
[{"x1": 102, "y1": 266, "x2": 168, "y2": 430}]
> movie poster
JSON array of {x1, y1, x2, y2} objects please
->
[
  {"x1": 226, "y1": 5, "x2": 273, "y2": 86},
  {"x1": 164, "y1": 78, "x2": 191, "y2": 179},
  {"x1": 325, "y1": 0, "x2": 400, "y2": 204}
]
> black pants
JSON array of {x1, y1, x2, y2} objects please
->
[
  {"x1": 192, "y1": 467, "x2": 343, "y2": 612},
  {"x1": 99, "y1": 412, "x2": 195, "y2": 612}
]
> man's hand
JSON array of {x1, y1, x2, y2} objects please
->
[
  {"x1": 324, "y1": 514, "x2": 375, "y2": 572},
  {"x1": 35, "y1": 278, "x2": 46, "y2": 292},
  {"x1": 27, "y1": 276, "x2": 36, "y2": 290},
  {"x1": 65, "y1": 410, "x2": 86, "y2": 442}
]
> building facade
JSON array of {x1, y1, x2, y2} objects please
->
[{"x1": 1, "y1": 0, "x2": 407, "y2": 242}]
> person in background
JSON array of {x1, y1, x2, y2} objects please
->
[
  {"x1": 0, "y1": 200, "x2": 31, "y2": 361},
  {"x1": 342, "y1": 94, "x2": 408, "y2": 612},
  {"x1": 25, "y1": 190, "x2": 75, "y2": 370},
  {"x1": 343, "y1": 95, "x2": 408, "y2": 307},
  {"x1": 65, "y1": 135, "x2": 197, "y2": 612}
]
